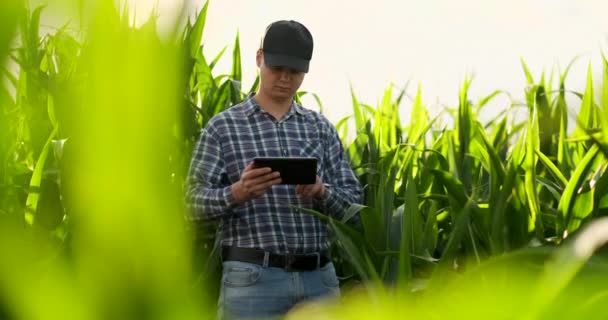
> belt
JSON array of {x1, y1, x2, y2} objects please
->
[{"x1": 221, "y1": 246, "x2": 330, "y2": 271}]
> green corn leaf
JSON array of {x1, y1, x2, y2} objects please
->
[
  {"x1": 297, "y1": 207, "x2": 381, "y2": 283},
  {"x1": 231, "y1": 32, "x2": 241, "y2": 84},
  {"x1": 208, "y1": 45, "x2": 227, "y2": 70},
  {"x1": 430, "y1": 169, "x2": 468, "y2": 209},
  {"x1": 36, "y1": 178, "x2": 65, "y2": 230},
  {"x1": 602, "y1": 53, "x2": 608, "y2": 110},
  {"x1": 524, "y1": 95, "x2": 542, "y2": 236},
  {"x1": 535, "y1": 86, "x2": 553, "y2": 155},
  {"x1": 407, "y1": 85, "x2": 429, "y2": 147},
  {"x1": 546, "y1": 67, "x2": 555, "y2": 103},
  {"x1": 192, "y1": 50, "x2": 215, "y2": 92},
  {"x1": 575, "y1": 63, "x2": 597, "y2": 137},
  {"x1": 341, "y1": 203, "x2": 367, "y2": 224},
  {"x1": 208, "y1": 80, "x2": 231, "y2": 118},
  {"x1": 457, "y1": 76, "x2": 474, "y2": 192},
  {"x1": 535, "y1": 176, "x2": 564, "y2": 202},
  {"x1": 570, "y1": 187, "x2": 594, "y2": 229},
  {"x1": 297, "y1": 91, "x2": 325, "y2": 114},
  {"x1": 484, "y1": 107, "x2": 508, "y2": 129},
  {"x1": 360, "y1": 206, "x2": 384, "y2": 253},
  {"x1": 418, "y1": 193, "x2": 448, "y2": 202},
  {"x1": 331, "y1": 218, "x2": 382, "y2": 282},
  {"x1": 421, "y1": 147, "x2": 450, "y2": 172},
  {"x1": 247, "y1": 74, "x2": 260, "y2": 95},
  {"x1": 523, "y1": 217, "x2": 608, "y2": 320},
  {"x1": 489, "y1": 159, "x2": 518, "y2": 254},
  {"x1": 476, "y1": 122, "x2": 505, "y2": 181},
  {"x1": 446, "y1": 134, "x2": 460, "y2": 180},
  {"x1": 599, "y1": 54, "x2": 608, "y2": 158},
  {"x1": 559, "y1": 56, "x2": 581, "y2": 86},
  {"x1": 477, "y1": 90, "x2": 505, "y2": 117},
  {"x1": 535, "y1": 149, "x2": 568, "y2": 188},
  {"x1": 379, "y1": 147, "x2": 400, "y2": 249},
  {"x1": 521, "y1": 57, "x2": 535, "y2": 84},
  {"x1": 0, "y1": 0, "x2": 22, "y2": 60},
  {"x1": 26, "y1": 5, "x2": 45, "y2": 63},
  {"x1": 335, "y1": 115, "x2": 351, "y2": 145},
  {"x1": 188, "y1": 1, "x2": 208, "y2": 58},
  {"x1": 556, "y1": 90, "x2": 571, "y2": 176},
  {"x1": 311, "y1": 92, "x2": 325, "y2": 114},
  {"x1": 25, "y1": 126, "x2": 58, "y2": 225},
  {"x1": 397, "y1": 169, "x2": 420, "y2": 288},
  {"x1": 592, "y1": 164, "x2": 608, "y2": 216},
  {"x1": 558, "y1": 144, "x2": 600, "y2": 236},
  {"x1": 1, "y1": 66, "x2": 18, "y2": 88},
  {"x1": 351, "y1": 85, "x2": 366, "y2": 133},
  {"x1": 428, "y1": 200, "x2": 477, "y2": 289}
]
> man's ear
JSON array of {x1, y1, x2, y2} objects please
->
[{"x1": 256, "y1": 49, "x2": 262, "y2": 68}]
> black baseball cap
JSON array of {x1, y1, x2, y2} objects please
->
[{"x1": 261, "y1": 20, "x2": 313, "y2": 73}]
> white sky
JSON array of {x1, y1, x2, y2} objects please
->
[
  {"x1": 189, "y1": 0, "x2": 608, "y2": 124},
  {"x1": 43, "y1": 0, "x2": 608, "y2": 124}
]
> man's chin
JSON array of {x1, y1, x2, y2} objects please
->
[{"x1": 271, "y1": 92, "x2": 294, "y2": 101}]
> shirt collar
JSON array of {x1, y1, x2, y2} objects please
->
[{"x1": 243, "y1": 93, "x2": 309, "y2": 117}]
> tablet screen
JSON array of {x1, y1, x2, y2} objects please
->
[{"x1": 253, "y1": 157, "x2": 317, "y2": 185}]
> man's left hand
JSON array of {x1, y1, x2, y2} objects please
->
[{"x1": 295, "y1": 176, "x2": 325, "y2": 199}]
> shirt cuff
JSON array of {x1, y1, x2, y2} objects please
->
[
  {"x1": 320, "y1": 183, "x2": 333, "y2": 204},
  {"x1": 224, "y1": 185, "x2": 237, "y2": 209}
]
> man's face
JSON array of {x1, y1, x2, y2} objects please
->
[{"x1": 257, "y1": 50, "x2": 305, "y2": 101}]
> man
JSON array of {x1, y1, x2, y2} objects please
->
[{"x1": 185, "y1": 20, "x2": 362, "y2": 319}]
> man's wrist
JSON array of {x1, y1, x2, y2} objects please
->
[
  {"x1": 319, "y1": 183, "x2": 331, "y2": 200},
  {"x1": 230, "y1": 182, "x2": 244, "y2": 205},
  {"x1": 225, "y1": 185, "x2": 238, "y2": 207}
]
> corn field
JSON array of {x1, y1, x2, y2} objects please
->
[{"x1": 1, "y1": 1, "x2": 607, "y2": 319}]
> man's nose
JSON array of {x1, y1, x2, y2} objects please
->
[{"x1": 279, "y1": 69, "x2": 291, "y2": 80}]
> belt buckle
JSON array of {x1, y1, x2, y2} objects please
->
[
  {"x1": 311, "y1": 252, "x2": 321, "y2": 269},
  {"x1": 285, "y1": 254, "x2": 296, "y2": 271},
  {"x1": 284, "y1": 252, "x2": 321, "y2": 271}
]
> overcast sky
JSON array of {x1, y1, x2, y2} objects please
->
[
  {"x1": 193, "y1": 0, "x2": 608, "y2": 124},
  {"x1": 44, "y1": 0, "x2": 608, "y2": 124}
]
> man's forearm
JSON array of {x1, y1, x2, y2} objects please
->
[
  {"x1": 318, "y1": 184, "x2": 362, "y2": 221},
  {"x1": 186, "y1": 185, "x2": 236, "y2": 221}
]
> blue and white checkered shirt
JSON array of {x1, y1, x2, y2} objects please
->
[{"x1": 185, "y1": 95, "x2": 362, "y2": 254}]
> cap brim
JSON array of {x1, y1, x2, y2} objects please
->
[{"x1": 264, "y1": 52, "x2": 309, "y2": 73}]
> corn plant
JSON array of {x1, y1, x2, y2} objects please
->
[
  {"x1": 0, "y1": 2, "x2": 225, "y2": 319},
  {"x1": 2, "y1": 1, "x2": 608, "y2": 318},
  {"x1": 286, "y1": 217, "x2": 608, "y2": 319},
  {"x1": 313, "y1": 56, "x2": 608, "y2": 296}
]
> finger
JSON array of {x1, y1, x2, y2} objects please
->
[
  {"x1": 297, "y1": 185, "x2": 313, "y2": 197},
  {"x1": 244, "y1": 167, "x2": 274, "y2": 179},
  {"x1": 242, "y1": 162, "x2": 258, "y2": 176},
  {"x1": 249, "y1": 176, "x2": 282, "y2": 194},
  {"x1": 311, "y1": 184, "x2": 322, "y2": 197},
  {"x1": 242, "y1": 170, "x2": 274, "y2": 187},
  {"x1": 295, "y1": 185, "x2": 304, "y2": 194},
  {"x1": 246, "y1": 171, "x2": 280, "y2": 187},
  {"x1": 304, "y1": 183, "x2": 321, "y2": 198},
  {"x1": 306, "y1": 187, "x2": 317, "y2": 198},
  {"x1": 246, "y1": 171, "x2": 281, "y2": 188}
]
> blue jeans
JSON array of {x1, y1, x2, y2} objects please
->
[{"x1": 217, "y1": 260, "x2": 340, "y2": 319}]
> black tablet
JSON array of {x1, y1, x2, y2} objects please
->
[{"x1": 253, "y1": 157, "x2": 317, "y2": 185}]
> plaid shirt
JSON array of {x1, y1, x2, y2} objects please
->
[{"x1": 185, "y1": 95, "x2": 362, "y2": 254}]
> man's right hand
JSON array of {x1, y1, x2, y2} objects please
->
[{"x1": 231, "y1": 162, "x2": 282, "y2": 204}]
